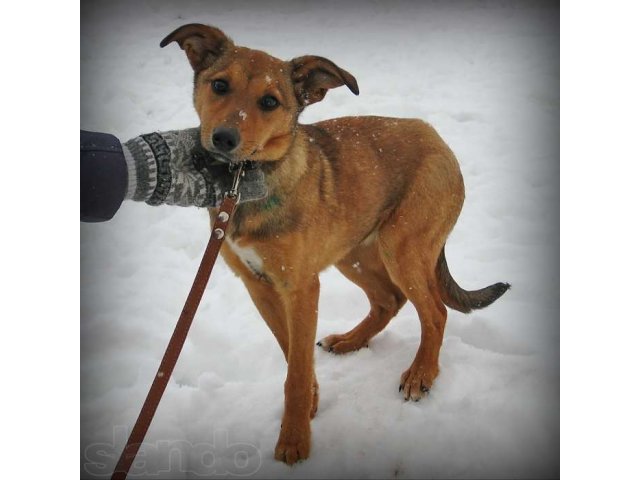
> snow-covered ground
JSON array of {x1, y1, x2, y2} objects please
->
[{"x1": 81, "y1": 1, "x2": 559, "y2": 478}]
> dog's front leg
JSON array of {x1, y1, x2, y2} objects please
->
[{"x1": 274, "y1": 275, "x2": 320, "y2": 465}]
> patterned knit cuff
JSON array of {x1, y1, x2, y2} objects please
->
[
  {"x1": 139, "y1": 132, "x2": 173, "y2": 206},
  {"x1": 122, "y1": 136, "x2": 157, "y2": 201}
]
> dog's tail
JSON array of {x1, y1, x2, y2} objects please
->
[{"x1": 436, "y1": 247, "x2": 510, "y2": 313}]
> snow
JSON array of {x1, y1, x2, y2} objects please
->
[{"x1": 81, "y1": 1, "x2": 559, "y2": 478}]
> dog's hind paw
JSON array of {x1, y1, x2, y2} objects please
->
[
  {"x1": 399, "y1": 363, "x2": 437, "y2": 402},
  {"x1": 316, "y1": 334, "x2": 368, "y2": 354}
]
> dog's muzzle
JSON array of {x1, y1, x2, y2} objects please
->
[{"x1": 212, "y1": 127, "x2": 240, "y2": 153}]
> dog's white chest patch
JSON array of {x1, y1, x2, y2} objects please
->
[{"x1": 227, "y1": 238, "x2": 264, "y2": 276}]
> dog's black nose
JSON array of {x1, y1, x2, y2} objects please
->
[{"x1": 212, "y1": 127, "x2": 240, "y2": 153}]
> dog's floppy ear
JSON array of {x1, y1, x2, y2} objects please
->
[
  {"x1": 290, "y1": 55, "x2": 359, "y2": 106},
  {"x1": 160, "y1": 24, "x2": 232, "y2": 72}
]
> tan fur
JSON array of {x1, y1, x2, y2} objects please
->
[{"x1": 161, "y1": 24, "x2": 507, "y2": 465}]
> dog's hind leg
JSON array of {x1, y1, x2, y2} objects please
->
[
  {"x1": 318, "y1": 242, "x2": 406, "y2": 354},
  {"x1": 378, "y1": 228, "x2": 449, "y2": 402},
  {"x1": 375, "y1": 151, "x2": 464, "y2": 401},
  {"x1": 377, "y1": 189, "x2": 461, "y2": 400}
]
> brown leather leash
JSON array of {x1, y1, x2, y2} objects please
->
[{"x1": 111, "y1": 164, "x2": 245, "y2": 480}]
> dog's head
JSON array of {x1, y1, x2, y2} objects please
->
[{"x1": 161, "y1": 24, "x2": 359, "y2": 164}]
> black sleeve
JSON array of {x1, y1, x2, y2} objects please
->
[{"x1": 80, "y1": 130, "x2": 129, "y2": 222}]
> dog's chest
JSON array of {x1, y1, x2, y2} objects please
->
[{"x1": 227, "y1": 237, "x2": 264, "y2": 277}]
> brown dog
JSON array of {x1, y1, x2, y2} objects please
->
[{"x1": 161, "y1": 24, "x2": 509, "y2": 465}]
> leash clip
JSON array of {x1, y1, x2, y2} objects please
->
[{"x1": 226, "y1": 161, "x2": 245, "y2": 200}]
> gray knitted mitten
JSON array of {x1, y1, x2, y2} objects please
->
[{"x1": 123, "y1": 128, "x2": 267, "y2": 207}]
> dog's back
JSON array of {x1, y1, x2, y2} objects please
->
[{"x1": 295, "y1": 116, "x2": 466, "y2": 258}]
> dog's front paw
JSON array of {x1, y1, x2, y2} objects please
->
[{"x1": 274, "y1": 423, "x2": 311, "y2": 465}]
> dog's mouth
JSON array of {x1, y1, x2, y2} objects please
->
[
  {"x1": 208, "y1": 149, "x2": 242, "y2": 165},
  {"x1": 208, "y1": 149, "x2": 270, "y2": 166},
  {"x1": 205, "y1": 149, "x2": 261, "y2": 172}
]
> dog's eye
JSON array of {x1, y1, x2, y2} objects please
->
[
  {"x1": 259, "y1": 95, "x2": 279, "y2": 111},
  {"x1": 211, "y1": 79, "x2": 229, "y2": 95}
]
